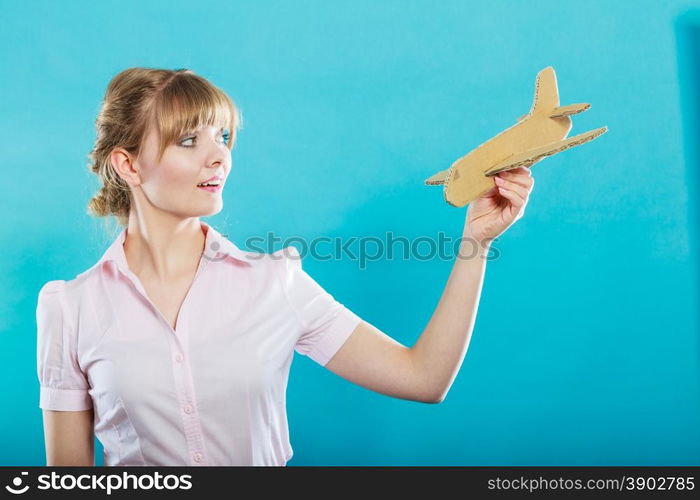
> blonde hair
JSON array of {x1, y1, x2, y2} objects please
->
[{"x1": 86, "y1": 67, "x2": 243, "y2": 228}]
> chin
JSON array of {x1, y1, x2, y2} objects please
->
[
  {"x1": 182, "y1": 202, "x2": 224, "y2": 218},
  {"x1": 202, "y1": 204, "x2": 224, "y2": 217}
]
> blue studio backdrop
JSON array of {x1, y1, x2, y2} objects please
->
[{"x1": 1, "y1": 0, "x2": 699, "y2": 465}]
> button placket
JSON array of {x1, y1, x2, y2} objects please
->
[{"x1": 165, "y1": 320, "x2": 207, "y2": 465}]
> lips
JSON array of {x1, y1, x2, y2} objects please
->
[{"x1": 196, "y1": 175, "x2": 224, "y2": 187}]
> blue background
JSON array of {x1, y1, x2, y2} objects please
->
[{"x1": 2, "y1": 0, "x2": 699, "y2": 465}]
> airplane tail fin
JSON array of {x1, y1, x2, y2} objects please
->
[{"x1": 530, "y1": 66, "x2": 560, "y2": 115}]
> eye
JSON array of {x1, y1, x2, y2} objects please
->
[
  {"x1": 179, "y1": 136, "x2": 196, "y2": 147},
  {"x1": 178, "y1": 129, "x2": 230, "y2": 148}
]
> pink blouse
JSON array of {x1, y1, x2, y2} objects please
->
[{"x1": 36, "y1": 220, "x2": 362, "y2": 466}]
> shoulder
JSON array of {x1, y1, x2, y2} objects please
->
[
  {"x1": 265, "y1": 245, "x2": 303, "y2": 280},
  {"x1": 38, "y1": 279, "x2": 65, "y2": 297},
  {"x1": 37, "y1": 280, "x2": 66, "y2": 314},
  {"x1": 36, "y1": 265, "x2": 103, "y2": 319},
  {"x1": 230, "y1": 245, "x2": 301, "y2": 273},
  {"x1": 227, "y1": 245, "x2": 303, "y2": 298},
  {"x1": 36, "y1": 280, "x2": 70, "y2": 333}
]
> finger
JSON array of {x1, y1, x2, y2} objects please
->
[
  {"x1": 497, "y1": 166, "x2": 531, "y2": 176},
  {"x1": 497, "y1": 170, "x2": 534, "y2": 189},
  {"x1": 511, "y1": 166, "x2": 531, "y2": 176},
  {"x1": 496, "y1": 183, "x2": 525, "y2": 208},
  {"x1": 495, "y1": 176, "x2": 529, "y2": 200}
]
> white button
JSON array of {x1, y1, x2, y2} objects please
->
[
  {"x1": 175, "y1": 354, "x2": 184, "y2": 363},
  {"x1": 194, "y1": 453, "x2": 203, "y2": 463},
  {"x1": 184, "y1": 404, "x2": 193, "y2": 414}
]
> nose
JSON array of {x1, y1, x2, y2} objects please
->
[
  {"x1": 206, "y1": 144, "x2": 229, "y2": 172},
  {"x1": 202, "y1": 128, "x2": 231, "y2": 172}
]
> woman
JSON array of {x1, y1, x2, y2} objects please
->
[{"x1": 37, "y1": 67, "x2": 534, "y2": 466}]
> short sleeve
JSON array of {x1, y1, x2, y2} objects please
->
[
  {"x1": 36, "y1": 280, "x2": 93, "y2": 411},
  {"x1": 277, "y1": 246, "x2": 363, "y2": 366}
]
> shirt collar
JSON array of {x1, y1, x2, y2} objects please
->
[{"x1": 96, "y1": 220, "x2": 255, "y2": 275}]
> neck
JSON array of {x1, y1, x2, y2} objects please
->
[{"x1": 123, "y1": 210, "x2": 206, "y2": 283}]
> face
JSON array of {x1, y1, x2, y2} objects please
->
[{"x1": 118, "y1": 123, "x2": 232, "y2": 219}]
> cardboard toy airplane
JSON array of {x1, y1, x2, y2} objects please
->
[{"x1": 425, "y1": 66, "x2": 608, "y2": 207}]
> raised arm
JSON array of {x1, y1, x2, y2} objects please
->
[{"x1": 325, "y1": 167, "x2": 534, "y2": 403}]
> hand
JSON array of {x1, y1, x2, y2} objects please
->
[{"x1": 464, "y1": 166, "x2": 534, "y2": 244}]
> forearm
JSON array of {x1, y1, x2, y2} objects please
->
[{"x1": 410, "y1": 224, "x2": 490, "y2": 402}]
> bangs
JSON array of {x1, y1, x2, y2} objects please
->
[{"x1": 147, "y1": 73, "x2": 243, "y2": 161}]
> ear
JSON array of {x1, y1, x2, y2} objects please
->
[{"x1": 110, "y1": 147, "x2": 142, "y2": 186}]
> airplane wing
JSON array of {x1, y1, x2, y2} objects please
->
[
  {"x1": 550, "y1": 103, "x2": 590, "y2": 118},
  {"x1": 424, "y1": 168, "x2": 449, "y2": 185},
  {"x1": 516, "y1": 102, "x2": 589, "y2": 123},
  {"x1": 483, "y1": 126, "x2": 608, "y2": 176}
]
